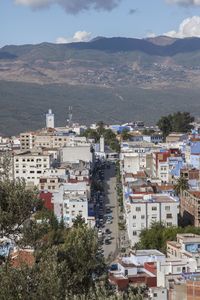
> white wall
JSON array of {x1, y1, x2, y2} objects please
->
[
  {"x1": 14, "y1": 154, "x2": 51, "y2": 186},
  {"x1": 123, "y1": 154, "x2": 140, "y2": 174},
  {"x1": 60, "y1": 145, "x2": 93, "y2": 164}
]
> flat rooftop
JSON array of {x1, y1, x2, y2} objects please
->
[
  {"x1": 129, "y1": 194, "x2": 178, "y2": 204},
  {"x1": 131, "y1": 249, "x2": 165, "y2": 257}
]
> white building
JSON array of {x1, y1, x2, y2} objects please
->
[
  {"x1": 124, "y1": 193, "x2": 179, "y2": 246},
  {"x1": 157, "y1": 258, "x2": 197, "y2": 288},
  {"x1": 46, "y1": 109, "x2": 55, "y2": 129},
  {"x1": 129, "y1": 249, "x2": 165, "y2": 265},
  {"x1": 148, "y1": 287, "x2": 167, "y2": 300},
  {"x1": 14, "y1": 151, "x2": 52, "y2": 187},
  {"x1": 53, "y1": 182, "x2": 93, "y2": 227},
  {"x1": 167, "y1": 233, "x2": 200, "y2": 270},
  {"x1": 60, "y1": 144, "x2": 94, "y2": 165},
  {"x1": 123, "y1": 153, "x2": 140, "y2": 174}
]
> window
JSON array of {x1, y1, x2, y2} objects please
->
[
  {"x1": 165, "y1": 206, "x2": 170, "y2": 211},
  {"x1": 30, "y1": 171, "x2": 35, "y2": 174},
  {"x1": 23, "y1": 171, "x2": 26, "y2": 174},
  {"x1": 37, "y1": 171, "x2": 42, "y2": 174},
  {"x1": 166, "y1": 213, "x2": 172, "y2": 219},
  {"x1": 152, "y1": 207, "x2": 157, "y2": 211},
  {"x1": 16, "y1": 170, "x2": 19, "y2": 174},
  {"x1": 141, "y1": 215, "x2": 145, "y2": 219},
  {"x1": 40, "y1": 179, "x2": 47, "y2": 183},
  {"x1": 133, "y1": 215, "x2": 136, "y2": 219},
  {"x1": 133, "y1": 223, "x2": 136, "y2": 228},
  {"x1": 136, "y1": 207, "x2": 141, "y2": 212},
  {"x1": 167, "y1": 222, "x2": 172, "y2": 226},
  {"x1": 177, "y1": 267, "x2": 181, "y2": 272},
  {"x1": 152, "y1": 214, "x2": 157, "y2": 219},
  {"x1": 133, "y1": 231, "x2": 137, "y2": 236},
  {"x1": 153, "y1": 293, "x2": 157, "y2": 298}
]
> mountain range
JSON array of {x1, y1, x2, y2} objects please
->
[
  {"x1": 1, "y1": 36, "x2": 200, "y2": 87},
  {"x1": 1, "y1": 36, "x2": 200, "y2": 135}
]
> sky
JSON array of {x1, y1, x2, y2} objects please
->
[{"x1": 2, "y1": 0, "x2": 200, "y2": 47}]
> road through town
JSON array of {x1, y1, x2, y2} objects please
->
[{"x1": 103, "y1": 164, "x2": 119, "y2": 260}]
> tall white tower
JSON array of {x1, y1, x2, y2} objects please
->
[
  {"x1": 100, "y1": 135, "x2": 105, "y2": 153},
  {"x1": 46, "y1": 109, "x2": 54, "y2": 129}
]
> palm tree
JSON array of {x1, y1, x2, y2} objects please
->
[{"x1": 174, "y1": 175, "x2": 189, "y2": 195}]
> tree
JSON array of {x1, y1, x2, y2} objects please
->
[
  {"x1": 0, "y1": 179, "x2": 41, "y2": 239},
  {"x1": 174, "y1": 175, "x2": 189, "y2": 196},
  {"x1": 0, "y1": 151, "x2": 13, "y2": 180},
  {"x1": 136, "y1": 222, "x2": 200, "y2": 254},
  {"x1": 121, "y1": 128, "x2": 131, "y2": 141},
  {"x1": 157, "y1": 112, "x2": 194, "y2": 139},
  {"x1": 96, "y1": 121, "x2": 105, "y2": 136},
  {"x1": 157, "y1": 116, "x2": 172, "y2": 139},
  {"x1": 73, "y1": 215, "x2": 86, "y2": 228},
  {"x1": 142, "y1": 129, "x2": 155, "y2": 136},
  {"x1": 82, "y1": 128, "x2": 99, "y2": 142}
]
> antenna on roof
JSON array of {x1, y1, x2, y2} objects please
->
[{"x1": 67, "y1": 106, "x2": 73, "y2": 127}]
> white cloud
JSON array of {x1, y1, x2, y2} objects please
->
[
  {"x1": 14, "y1": 0, "x2": 122, "y2": 13},
  {"x1": 56, "y1": 31, "x2": 92, "y2": 44},
  {"x1": 167, "y1": 0, "x2": 200, "y2": 5},
  {"x1": 146, "y1": 32, "x2": 156, "y2": 38},
  {"x1": 165, "y1": 16, "x2": 200, "y2": 38},
  {"x1": 15, "y1": 0, "x2": 52, "y2": 8}
]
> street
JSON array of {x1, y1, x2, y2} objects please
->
[{"x1": 102, "y1": 163, "x2": 119, "y2": 260}]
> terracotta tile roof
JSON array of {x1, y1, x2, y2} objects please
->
[{"x1": 10, "y1": 249, "x2": 35, "y2": 268}]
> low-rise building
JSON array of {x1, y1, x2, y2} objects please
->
[
  {"x1": 167, "y1": 233, "x2": 200, "y2": 270},
  {"x1": 109, "y1": 249, "x2": 165, "y2": 291},
  {"x1": 166, "y1": 133, "x2": 188, "y2": 143}
]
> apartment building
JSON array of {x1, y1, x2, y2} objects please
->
[
  {"x1": 124, "y1": 193, "x2": 179, "y2": 245},
  {"x1": 180, "y1": 190, "x2": 200, "y2": 227},
  {"x1": 20, "y1": 132, "x2": 36, "y2": 150},
  {"x1": 152, "y1": 149, "x2": 182, "y2": 182},
  {"x1": 14, "y1": 151, "x2": 52, "y2": 186},
  {"x1": 52, "y1": 182, "x2": 92, "y2": 227}
]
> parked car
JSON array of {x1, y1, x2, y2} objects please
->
[{"x1": 105, "y1": 239, "x2": 110, "y2": 245}]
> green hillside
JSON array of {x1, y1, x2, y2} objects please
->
[{"x1": 0, "y1": 80, "x2": 200, "y2": 136}]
